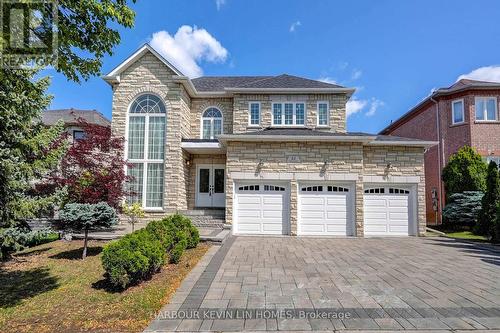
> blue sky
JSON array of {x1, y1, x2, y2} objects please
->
[{"x1": 46, "y1": 0, "x2": 500, "y2": 133}]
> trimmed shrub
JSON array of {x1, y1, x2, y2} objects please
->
[
  {"x1": 0, "y1": 228, "x2": 59, "y2": 259},
  {"x1": 101, "y1": 229, "x2": 166, "y2": 288},
  {"x1": 101, "y1": 213, "x2": 200, "y2": 288},
  {"x1": 170, "y1": 230, "x2": 188, "y2": 264},
  {"x1": 496, "y1": 202, "x2": 500, "y2": 241},
  {"x1": 443, "y1": 191, "x2": 483, "y2": 227}
]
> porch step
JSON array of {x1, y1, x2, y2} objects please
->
[{"x1": 180, "y1": 209, "x2": 226, "y2": 228}]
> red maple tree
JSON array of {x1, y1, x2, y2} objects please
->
[{"x1": 53, "y1": 119, "x2": 130, "y2": 209}]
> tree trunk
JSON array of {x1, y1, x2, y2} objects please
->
[{"x1": 82, "y1": 228, "x2": 88, "y2": 259}]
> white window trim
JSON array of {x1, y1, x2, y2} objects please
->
[
  {"x1": 271, "y1": 102, "x2": 307, "y2": 127},
  {"x1": 248, "y1": 102, "x2": 261, "y2": 127},
  {"x1": 451, "y1": 98, "x2": 465, "y2": 125},
  {"x1": 200, "y1": 107, "x2": 224, "y2": 139},
  {"x1": 475, "y1": 96, "x2": 498, "y2": 122},
  {"x1": 125, "y1": 93, "x2": 166, "y2": 211},
  {"x1": 317, "y1": 101, "x2": 330, "y2": 127}
]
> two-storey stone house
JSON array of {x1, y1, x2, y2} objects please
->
[
  {"x1": 380, "y1": 79, "x2": 500, "y2": 225},
  {"x1": 104, "y1": 44, "x2": 435, "y2": 237}
]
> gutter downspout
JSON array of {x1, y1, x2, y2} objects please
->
[{"x1": 430, "y1": 95, "x2": 443, "y2": 224}]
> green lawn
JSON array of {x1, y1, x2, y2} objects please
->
[
  {"x1": 0, "y1": 239, "x2": 210, "y2": 333},
  {"x1": 445, "y1": 231, "x2": 489, "y2": 242}
]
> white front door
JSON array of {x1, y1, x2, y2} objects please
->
[
  {"x1": 196, "y1": 164, "x2": 225, "y2": 207},
  {"x1": 234, "y1": 183, "x2": 289, "y2": 235},
  {"x1": 363, "y1": 186, "x2": 412, "y2": 236},
  {"x1": 298, "y1": 184, "x2": 353, "y2": 236}
]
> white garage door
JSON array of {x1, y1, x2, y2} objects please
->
[
  {"x1": 298, "y1": 184, "x2": 352, "y2": 236},
  {"x1": 363, "y1": 186, "x2": 412, "y2": 236},
  {"x1": 234, "y1": 183, "x2": 288, "y2": 235}
]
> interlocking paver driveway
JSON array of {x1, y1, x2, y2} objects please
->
[{"x1": 147, "y1": 236, "x2": 500, "y2": 332}]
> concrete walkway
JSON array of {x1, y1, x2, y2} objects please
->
[{"x1": 146, "y1": 236, "x2": 500, "y2": 332}]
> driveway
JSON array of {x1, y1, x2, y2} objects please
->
[{"x1": 146, "y1": 236, "x2": 500, "y2": 332}]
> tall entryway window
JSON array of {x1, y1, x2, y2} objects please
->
[
  {"x1": 126, "y1": 94, "x2": 166, "y2": 209},
  {"x1": 196, "y1": 164, "x2": 225, "y2": 207},
  {"x1": 201, "y1": 107, "x2": 223, "y2": 139}
]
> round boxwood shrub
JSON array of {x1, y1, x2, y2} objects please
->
[
  {"x1": 102, "y1": 228, "x2": 166, "y2": 288},
  {"x1": 168, "y1": 214, "x2": 200, "y2": 249},
  {"x1": 169, "y1": 230, "x2": 188, "y2": 264}
]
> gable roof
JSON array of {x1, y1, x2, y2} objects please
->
[
  {"x1": 103, "y1": 44, "x2": 355, "y2": 97},
  {"x1": 42, "y1": 109, "x2": 110, "y2": 127},
  {"x1": 103, "y1": 44, "x2": 184, "y2": 84},
  {"x1": 379, "y1": 78, "x2": 500, "y2": 134}
]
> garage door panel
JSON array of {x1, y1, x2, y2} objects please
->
[
  {"x1": 235, "y1": 183, "x2": 287, "y2": 235},
  {"x1": 364, "y1": 198, "x2": 387, "y2": 207},
  {"x1": 364, "y1": 188, "x2": 411, "y2": 236},
  {"x1": 238, "y1": 196, "x2": 261, "y2": 204},
  {"x1": 298, "y1": 186, "x2": 351, "y2": 236}
]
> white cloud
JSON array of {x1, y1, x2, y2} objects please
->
[
  {"x1": 289, "y1": 20, "x2": 301, "y2": 32},
  {"x1": 457, "y1": 65, "x2": 500, "y2": 83},
  {"x1": 150, "y1": 25, "x2": 228, "y2": 78},
  {"x1": 346, "y1": 97, "x2": 368, "y2": 117},
  {"x1": 346, "y1": 97, "x2": 384, "y2": 117},
  {"x1": 351, "y1": 69, "x2": 362, "y2": 80},
  {"x1": 215, "y1": 0, "x2": 226, "y2": 10},
  {"x1": 317, "y1": 77, "x2": 338, "y2": 85},
  {"x1": 366, "y1": 98, "x2": 384, "y2": 117}
]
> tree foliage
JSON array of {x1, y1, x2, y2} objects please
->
[
  {"x1": 442, "y1": 191, "x2": 484, "y2": 227},
  {"x1": 59, "y1": 202, "x2": 117, "y2": 258},
  {"x1": 476, "y1": 161, "x2": 500, "y2": 238},
  {"x1": 52, "y1": 119, "x2": 130, "y2": 209},
  {"x1": 0, "y1": 0, "x2": 136, "y2": 227},
  {"x1": 442, "y1": 146, "x2": 488, "y2": 199},
  {"x1": 0, "y1": 68, "x2": 68, "y2": 227}
]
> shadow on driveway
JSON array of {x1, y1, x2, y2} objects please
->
[{"x1": 425, "y1": 237, "x2": 500, "y2": 267}]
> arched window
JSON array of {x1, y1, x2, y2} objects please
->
[
  {"x1": 127, "y1": 94, "x2": 166, "y2": 209},
  {"x1": 201, "y1": 107, "x2": 223, "y2": 139}
]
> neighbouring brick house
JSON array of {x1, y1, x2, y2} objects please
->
[
  {"x1": 42, "y1": 108, "x2": 111, "y2": 141},
  {"x1": 380, "y1": 79, "x2": 500, "y2": 225},
  {"x1": 104, "y1": 44, "x2": 435, "y2": 237}
]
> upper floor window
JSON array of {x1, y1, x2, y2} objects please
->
[
  {"x1": 201, "y1": 107, "x2": 223, "y2": 139},
  {"x1": 272, "y1": 102, "x2": 306, "y2": 126},
  {"x1": 475, "y1": 97, "x2": 498, "y2": 121},
  {"x1": 248, "y1": 102, "x2": 260, "y2": 126},
  {"x1": 451, "y1": 99, "x2": 464, "y2": 124},
  {"x1": 317, "y1": 102, "x2": 329, "y2": 126},
  {"x1": 127, "y1": 94, "x2": 166, "y2": 209},
  {"x1": 73, "y1": 130, "x2": 86, "y2": 141}
]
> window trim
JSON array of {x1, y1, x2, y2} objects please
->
[
  {"x1": 125, "y1": 93, "x2": 166, "y2": 211},
  {"x1": 475, "y1": 96, "x2": 498, "y2": 122},
  {"x1": 200, "y1": 106, "x2": 224, "y2": 139},
  {"x1": 72, "y1": 130, "x2": 86, "y2": 140},
  {"x1": 317, "y1": 101, "x2": 330, "y2": 127},
  {"x1": 451, "y1": 99, "x2": 465, "y2": 125},
  {"x1": 248, "y1": 102, "x2": 261, "y2": 127},
  {"x1": 271, "y1": 101, "x2": 307, "y2": 127}
]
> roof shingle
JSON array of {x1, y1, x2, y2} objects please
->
[{"x1": 42, "y1": 109, "x2": 110, "y2": 127}]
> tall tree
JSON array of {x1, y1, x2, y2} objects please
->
[
  {"x1": 0, "y1": 0, "x2": 136, "y2": 227},
  {"x1": 475, "y1": 161, "x2": 500, "y2": 237},
  {"x1": 442, "y1": 146, "x2": 488, "y2": 199}
]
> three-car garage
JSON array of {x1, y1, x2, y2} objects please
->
[{"x1": 233, "y1": 181, "x2": 417, "y2": 237}]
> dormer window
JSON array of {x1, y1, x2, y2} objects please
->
[
  {"x1": 272, "y1": 102, "x2": 306, "y2": 126},
  {"x1": 201, "y1": 107, "x2": 223, "y2": 139}
]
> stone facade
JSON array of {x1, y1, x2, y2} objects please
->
[
  {"x1": 225, "y1": 142, "x2": 426, "y2": 236},
  {"x1": 232, "y1": 94, "x2": 347, "y2": 133},
  {"x1": 109, "y1": 48, "x2": 427, "y2": 236}
]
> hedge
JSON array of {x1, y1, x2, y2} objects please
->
[{"x1": 102, "y1": 214, "x2": 200, "y2": 288}]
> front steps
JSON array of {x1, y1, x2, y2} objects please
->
[{"x1": 179, "y1": 209, "x2": 226, "y2": 228}]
